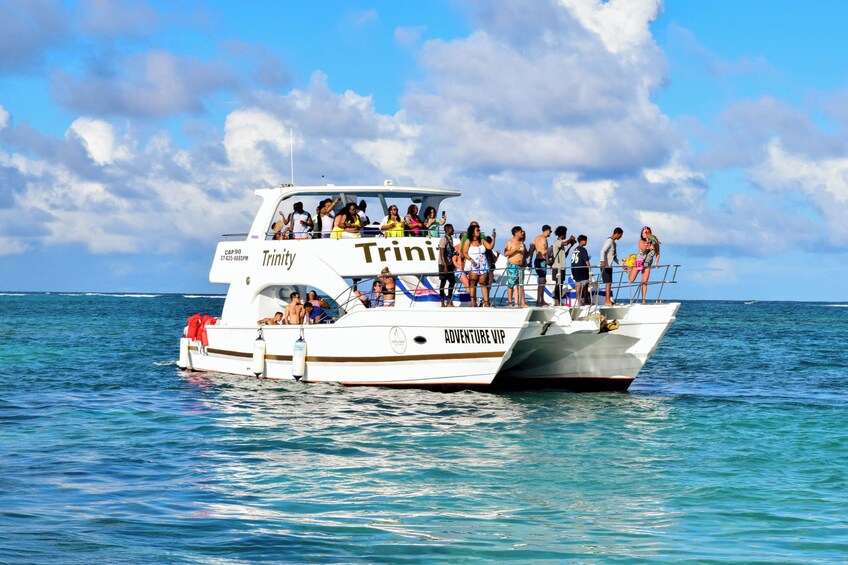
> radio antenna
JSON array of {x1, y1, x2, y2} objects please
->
[{"x1": 289, "y1": 128, "x2": 295, "y2": 185}]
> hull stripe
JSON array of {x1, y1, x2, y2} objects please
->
[{"x1": 194, "y1": 346, "x2": 504, "y2": 363}]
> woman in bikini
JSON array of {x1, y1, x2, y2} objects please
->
[
  {"x1": 381, "y1": 205, "x2": 405, "y2": 237},
  {"x1": 379, "y1": 267, "x2": 396, "y2": 307},
  {"x1": 628, "y1": 226, "x2": 661, "y2": 303},
  {"x1": 461, "y1": 224, "x2": 496, "y2": 307}
]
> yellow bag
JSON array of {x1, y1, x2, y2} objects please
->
[{"x1": 624, "y1": 254, "x2": 637, "y2": 267}]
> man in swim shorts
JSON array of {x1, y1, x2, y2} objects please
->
[
  {"x1": 531, "y1": 225, "x2": 552, "y2": 306},
  {"x1": 599, "y1": 227, "x2": 624, "y2": 306},
  {"x1": 503, "y1": 226, "x2": 529, "y2": 307}
]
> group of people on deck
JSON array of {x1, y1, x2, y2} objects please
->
[
  {"x1": 272, "y1": 200, "x2": 447, "y2": 240},
  {"x1": 257, "y1": 290, "x2": 330, "y2": 326},
  {"x1": 436, "y1": 224, "x2": 661, "y2": 308},
  {"x1": 269, "y1": 198, "x2": 662, "y2": 312}
]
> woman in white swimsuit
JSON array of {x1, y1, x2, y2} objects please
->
[{"x1": 461, "y1": 224, "x2": 496, "y2": 307}]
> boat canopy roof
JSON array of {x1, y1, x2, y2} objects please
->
[
  {"x1": 247, "y1": 182, "x2": 460, "y2": 240},
  {"x1": 256, "y1": 183, "x2": 460, "y2": 202}
]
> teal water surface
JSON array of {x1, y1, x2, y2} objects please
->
[{"x1": 1, "y1": 294, "x2": 847, "y2": 563}]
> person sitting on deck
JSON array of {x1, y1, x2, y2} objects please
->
[
  {"x1": 355, "y1": 280, "x2": 385, "y2": 308},
  {"x1": 303, "y1": 302, "x2": 327, "y2": 324},
  {"x1": 257, "y1": 312, "x2": 283, "y2": 325}
]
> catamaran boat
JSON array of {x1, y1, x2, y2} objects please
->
[{"x1": 178, "y1": 182, "x2": 680, "y2": 391}]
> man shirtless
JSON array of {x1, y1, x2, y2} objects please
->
[
  {"x1": 257, "y1": 311, "x2": 283, "y2": 325},
  {"x1": 503, "y1": 226, "x2": 529, "y2": 307},
  {"x1": 284, "y1": 292, "x2": 305, "y2": 324},
  {"x1": 530, "y1": 225, "x2": 552, "y2": 306}
]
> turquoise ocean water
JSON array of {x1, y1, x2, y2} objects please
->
[{"x1": 1, "y1": 293, "x2": 847, "y2": 563}]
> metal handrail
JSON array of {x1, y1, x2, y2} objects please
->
[{"x1": 326, "y1": 264, "x2": 679, "y2": 312}]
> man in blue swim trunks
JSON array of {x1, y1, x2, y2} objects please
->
[{"x1": 503, "y1": 226, "x2": 529, "y2": 307}]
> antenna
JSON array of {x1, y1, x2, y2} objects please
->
[{"x1": 289, "y1": 128, "x2": 295, "y2": 186}]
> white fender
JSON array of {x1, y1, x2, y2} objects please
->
[
  {"x1": 178, "y1": 337, "x2": 192, "y2": 371},
  {"x1": 292, "y1": 336, "x2": 307, "y2": 381},
  {"x1": 252, "y1": 334, "x2": 266, "y2": 377}
]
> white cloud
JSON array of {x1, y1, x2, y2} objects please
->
[
  {"x1": 403, "y1": 0, "x2": 672, "y2": 178},
  {"x1": 223, "y1": 108, "x2": 291, "y2": 175},
  {"x1": 750, "y1": 140, "x2": 848, "y2": 243},
  {"x1": 66, "y1": 117, "x2": 131, "y2": 165},
  {"x1": 0, "y1": 105, "x2": 9, "y2": 129},
  {"x1": 558, "y1": 0, "x2": 661, "y2": 56}
]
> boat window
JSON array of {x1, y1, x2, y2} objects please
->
[{"x1": 260, "y1": 284, "x2": 346, "y2": 321}]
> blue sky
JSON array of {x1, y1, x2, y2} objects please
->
[{"x1": 2, "y1": 0, "x2": 848, "y2": 300}]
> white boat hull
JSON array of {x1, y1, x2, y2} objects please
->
[
  {"x1": 493, "y1": 303, "x2": 680, "y2": 391},
  {"x1": 183, "y1": 303, "x2": 678, "y2": 391},
  {"x1": 186, "y1": 309, "x2": 530, "y2": 387}
]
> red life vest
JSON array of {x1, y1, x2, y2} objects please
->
[
  {"x1": 199, "y1": 315, "x2": 217, "y2": 347},
  {"x1": 186, "y1": 313, "x2": 201, "y2": 340}
]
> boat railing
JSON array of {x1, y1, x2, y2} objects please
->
[
  {"x1": 330, "y1": 264, "x2": 679, "y2": 312},
  {"x1": 222, "y1": 230, "x2": 446, "y2": 241}
]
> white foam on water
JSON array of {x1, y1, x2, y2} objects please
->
[
  {"x1": 0, "y1": 293, "x2": 26, "y2": 296},
  {"x1": 84, "y1": 292, "x2": 159, "y2": 298},
  {"x1": 183, "y1": 295, "x2": 226, "y2": 299}
]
